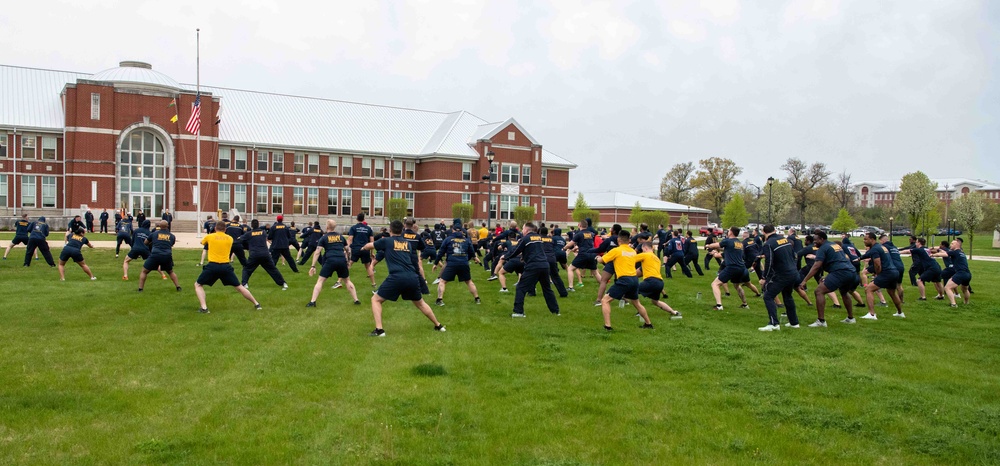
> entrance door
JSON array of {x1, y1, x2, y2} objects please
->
[{"x1": 131, "y1": 194, "x2": 154, "y2": 219}]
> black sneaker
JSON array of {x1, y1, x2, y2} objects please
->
[
  {"x1": 832, "y1": 304, "x2": 842, "y2": 308},
  {"x1": 198, "y1": 308, "x2": 210, "y2": 314},
  {"x1": 776, "y1": 303, "x2": 785, "y2": 308},
  {"x1": 137, "y1": 288, "x2": 143, "y2": 292},
  {"x1": 176, "y1": 286, "x2": 182, "y2": 292},
  {"x1": 918, "y1": 297, "x2": 927, "y2": 301},
  {"x1": 604, "y1": 325, "x2": 614, "y2": 331},
  {"x1": 370, "y1": 328, "x2": 386, "y2": 337},
  {"x1": 354, "y1": 300, "x2": 361, "y2": 305},
  {"x1": 435, "y1": 299, "x2": 445, "y2": 307},
  {"x1": 641, "y1": 323, "x2": 654, "y2": 329},
  {"x1": 254, "y1": 303, "x2": 262, "y2": 311},
  {"x1": 434, "y1": 324, "x2": 447, "y2": 332},
  {"x1": 740, "y1": 303, "x2": 750, "y2": 309},
  {"x1": 725, "y1": 292, "x2": 731, "y2": 297},
  {"x1": 306, "y1": 302, "x2": 316, "y2": 307},
  {"x1": 475, "y1": 297, "x2": 481, "y2": 304}
]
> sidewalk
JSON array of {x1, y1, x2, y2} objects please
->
[{"x1": 1, "y1": 232, "x2": 208, "y2": 250}]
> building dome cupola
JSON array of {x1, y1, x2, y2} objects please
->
[{"x1": 90, "y1": 61, "x2": 181, "y2": 91}]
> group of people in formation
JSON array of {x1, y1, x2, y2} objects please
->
[{"x1": 3, "y1": 209, "x2": 977, "y2": 336}]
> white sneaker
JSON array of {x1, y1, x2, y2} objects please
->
[
  {"x1": 499, "y1": 288, "x2": 509, "y2": 293},
  {"x1": 784, "y1": 323, "x2": 800, "y2": 328},
  {"x1": 432, "y1": 278, "x2": 441, "y2": 285},
  {"x1": 282, "y1": 283, "x2": 288, "y2": 291},
  {"x1": 511, "y1": 312, "x2": 526, "y2": 318},
  {"x1": 893, "y1": 312, "x2": 906, "y2": 318},
  {"x1": 758, "y1": 324, "x2": 780, "y2": 332},
  {"x1": 808, "y1": 320, "x2": 827, "y2": 328},
  {"x1": 861, "y1": 313, "x2": 878, "y2": 320},
  {"x1": 841, "y1": 317, "x2": 857, "y2": 324},
  {"x1": 91, "y1": 276, "x2": 97, "y2": 281},
  {"x1": 331, "y1": 282, "x2": 343, "y2": 289}
]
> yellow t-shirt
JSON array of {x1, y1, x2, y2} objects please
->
[
  {"x1": 635, "y1": 251, "x2": 662, "y2": 281},
  {"x1": 201, "y1": 232, "x2": 233, "y2": 264},
  {"x1": 601, "y1": 245, "x2": 638, "y2": 278},
  {"x1": 478, "y1": 227, "x2": 488, "y2": 240}
]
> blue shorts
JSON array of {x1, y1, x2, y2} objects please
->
[
  {"x1": 717, "y1": 266, "x2": 748, "y2": 284},
  {"x1": 638, "y1": 278, "x2": 664, "y2": 300},
  {"x1": 602, "y1": 260, "x2": 616, "y2": 274},
  {"x1": 919, "y1": 267, "x2": 941, "y2": 283},
  {"x1": 319, "y1": 259, "x2": 349, "y2": 279},
  {"x1": 351, "y1": 248, "x2": 372, "y2": 264},
  {"x1": 503, "y1": 258, "x2": 525, "y2": 274},
  {"x1": 144, "y1": 254, "x2": 174, "y2": 273},
  {"x1": 197, "y1": 262, "x2": 240, "y2": 287},
  {"x1": 59, "y1": 248, "x2": 84, "y2": 263},
  {"x1": 127, "y1": 248, "x2": 150, "y2": 260},
  {"x1": 873, "y1": 272, "x2": 898, "y2": 290},
  {"x1": 951, "y1": 271, "x2": 972, "y2": 287},
  {"x1": 376, "y1": 274, "x2": 423, "y2": 302},
  {"x1": 822, "y1": 270, "x2": 859, "y2": 293},
  {"x1": 607, "y1": 276, "x2": 640, "y2": 300},
  {"x1": 571, "y1": 253, "x2": 598, "y2": 270},
  {"x1": 11, "y1": 236, "x2": 28, "y2": 246},
  {"x1": 440, "y1": 264, "x2": 472, "y2": 282}
]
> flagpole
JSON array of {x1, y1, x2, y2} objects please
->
[{"x1": 195, "y1": 28, "x2": 202, "y2": 237}]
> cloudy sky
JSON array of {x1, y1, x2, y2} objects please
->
[{"x1": 3, "y1": 0, "x2": 997, "y2": 198}]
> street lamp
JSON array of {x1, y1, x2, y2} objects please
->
[
  {"x1": 889, "y1": 216, "x2": 894, "y2": 240},
  {"x1": 767, "y1": 177, "x2": 775, "y2": 225},
  {"x1": 482, "y1": 150, "x2": 496, "y2": 230}
]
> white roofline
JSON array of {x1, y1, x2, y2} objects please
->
[{"x1": 481, "y1": 117, "x2": 540, "y2": 145}]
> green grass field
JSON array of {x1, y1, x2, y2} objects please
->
[{"x1": 0, "y1": 245, "x2": 998, "y2": 464}]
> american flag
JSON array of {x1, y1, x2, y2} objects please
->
[{"x1": 184, "y1": 94, "x2": 201, "y2": 134}]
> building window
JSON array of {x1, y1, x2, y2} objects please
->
[
  {"x1": 328, "y1": 155, "x2": 338, "y2": 176},
  {"x1": 373, "y1": 191, "x2": 384, "y2": 216},
  {"x1": 373, "y1": 159, "x2": 384, "y2": 179},
  {"x1": 293, "y1": 153, "x2": 305, "y2": 174},
  {"x1": 292, "y1": 187, "x2": 304, "y2": 214},
  {"x1": 234, "y1": 185, "x2": 247, "y2": 213},
  {"x1": 21, "y1": 175, "x2": 36, "y2": 207},
  {"x1": 0, "y1": 175, "x2": 7, "y2": 207},
  {"x1": 307, "y1": 187, "x2": 319, "y2": 215},
  {"x1": 90, "y1": 93, "x2": 100, "y2": 120},
  {"x1": 234, "y1": 148, "x2": 247, "y2": 171},
  {"x1": 489, "y1": 194, "x2": 497, "y2": 218},
  {"x1": 397, "y1": 192, "x2": 415, "y2": 217},
  {"x1": 462, "y1": 193, "x2": 471, "y2": 205},
  {"x1": 0, "y1": 132, "x2": 6, "y2": 157},
  {"x1": 405, "y1": 161, "x2": 415, "y2": 180},
  {"x1": 118, "y1": 130, "x2": 166, "y2": 216},
  {"x1": 219, "y1": 147, "x2": 231, "y2": 169},
  {"x1": 541, "y1": 198, "x2": 547, "y2": 217},
  {"x1": 360, "y1": 190, "x2": 371, "y2": 215},
  {"x1": 341, "y1": 189, "x2": 352, "y2": 216},
  {"x1": 256, "y1": 186, "x2": 268, "y2": 214},
  {"x1": 218, "y1": 183, "x2": 231, "y2": 212},
  {"x1": 271, "y1": 186, "x2": 283, "y2": 213},
  {"x1": 342, "y1": 156, "x2": 353, "y2": 176},
  {"x1": 41, "y1": 136, "x2": 56, "y2": 160},
  {"x1": 392, "y1": 160, "x2": 403, "y2": 179},
  {"x1": 327, "y1": 189, "x2": 338, "y2": 215},
  {"x1": 462, "y1": 162, "x2": 472, "y2": 181},
  {"x1": 257, "y1": 151, "x2": 268, "y2": 172},
  {"x1": 490, "y1": 162, "x2": 498, "y2": 182},
  {"x1": 541, "y1": 168, "x2": 547, "y2": 185},
  {"x1": 499, "y1": 195, "x2": 517, "y2": 220},
  {"x1": 272, "y1": 152, "x2": 284, "y2": 172},
  {"x1": 308, "y1": 154, "x2": 319, "y2": 174},
  {"x1": 41, "y1": 176, "x2": 56, "y2": 208},
  {"x1": 521, "y1": 195, "x2": 530, "y2": 208},
  {"x1": 22, "y1": 136, "x2": 36, "y2": 159},
  {"x1": 508, "y1": 131, "x2": 515, "y2": 141},
  {"x1": 521, "y1": 166, "x2": 530, "y2": 184},
  {"x1": 361, "y1": 158, "x2": 371, "y2": 177}
]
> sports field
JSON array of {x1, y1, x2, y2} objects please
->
[{"x1": 0, "y1": 246, "x2": 997, "y2": 464}]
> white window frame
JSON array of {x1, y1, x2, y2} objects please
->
[
  {"x1": 0, "y1": 132, "x2": 7, "y2": 158},
  {"x1": 328, "y1": 155, "x2": 338, "y2": 176},
  {"x1": 392, "y1": 160, "x2": 403, "y2": 179},
  {"x1": 405, "y1": 161, "x2": 415, "y2": 180},
  {"x1": 219, "y1": 147, "x2": 231, "y2": 170},
  {"x1": 404, "y1": 192, "x2": 415, "y2": 217},
  {"x1": 41, "y1": 176, "x2": 56, "y2": 208},
  {"x1": 293, "y1": 153, "x2": 305, "y2": 174},
  {"x1": 307, "y1": 187, "x2": 319, "y2": 215},
  {"x1": 341, "y1": 156, "x2": 353, "y2": 176},
  {"x1": 541, "y1": 168, "x2": 547, "y2": 185},
  {"x1": 234, "y1": 185, "x2": 247, "y2": 213},
  {"x1": 521, "y1": 195, "x2": 530, "y2": 208},
  {"x1": 292, "y1": 186, "x2": 304, "y2": 214},
  {"x1": 0, "y1": 175, "x2": 7, "y2": 207},
  {"x1": 499, "y1": 194, "x2": 516, "y2": 220},
  {"x1": 22, "y1": 136, "x2": 36, "y2": 160},
  {"x1": 308, "y1": 154, "x2": 319, "y2": 174},
  {"x1": 373, "y1": 159, "x2": 384, "y2": 179},
  {"x1": 272, "y1": 152, "x2": 284, "y2": 173},
  {"x1": 461, "y1": 193, "x2": 471, "y2": 205},
  {"x1": 256, "y1": 151, "x2": 268, "y2": 172},
  {"x1": 340, "y1": 189, "x2": 352, "y2": 216},
  {"x1": 541, "y1": 198, "x2": 547, "y2": 217},
  {"x1": 462, "y1": 162, "x2": 472, "y2": 181},
  {"x1": 21, "y1": 175, "x2": 35, "y2": 207},
  {"x1": 218, "y1": 183, "x2": 231, "y2": 211},
  {"x1": 373, "y1": 191, "x2": 384, "y2": 216},
  {"x1": 521, "y1": 165, "x2": 530, "y2": 184},
  {"x1": 234, "y1": 148, "x2": 247, "y2": 171},
  {"x1": 501, "y1": 163, "x2": 518, "y2": 184},
  {"x1": 361, "y1": 190, "x2": 371, "y2": 215},
  {"x1": 327, "y1": 188, "x2": 338, "y2": 214},
  {"x1": 41, "y1": 137, "x2": 56, "y2": 161},
  {"x1": 361, "y1": 158, "x2": 372, "y2": 178},
  {"x1": 90, "y1": 93, "x2": 101, "y2": 120},
  {"x1": 256, "y1": 185, "x2": 269, "y2": 214},
  {"x1": 271, "y1": 186, "x2": 283, "y2": 213}
]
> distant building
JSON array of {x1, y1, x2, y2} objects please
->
[
  {"x1": 853, "y1": 178, "x2": 1000, "y2": 209},
  {"x1": 0, "y1": 61, "x2": 576, "y2": 228},
  {"x1": 569, "y1": 192, "x2": 711, "y2": 227}
]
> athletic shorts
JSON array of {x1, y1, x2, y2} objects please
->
[
  {"x1": 895, "y1": 267, "x2": 904, "y2": 284},
  {"x1": 607, "y1": 276, "x2": 640, "y2": 300},
  {"x1": 440, "y1": 264, "x2": 472, "y2": 282},
  {"x1": 941, "y1": 267, "x2": 956, "y2": 283},
  {"x1": 919, "y1": 267, "x2": 941, "y2": 283},
  {"x1": 638, "y1": 277, "x2": 664, "y2": 300},
  {"x1": 571, "y1": 253, "x2": 598, "y2": 270},
  {"x1": 951, "y1": 271, "x2": 972, "y2": 287},
  {"x1": 718, "y1": 266, "x2": 749, "y2": 284},
  {"x1": 421, "y1": 248, "x2": 436, "y2": 260},
  {"x1": 319, "y1": 259, "x2": 349, "y2": 279},
  {"x1": 555, "y1": 252, "x2": 567, "y2": 266},
  {"x1": 376, "y1": 274, "x2": 422, "y2": 302},
  {"x1": 59, "y1": 248, "x2": 84, "y2": 263},
  {"x1": 503, "y1": 258, "x2": 525, "y2": 275},
  {"x1": 873, "y1": 272, "x2": 898, "y2": 290},
  {"x1": 602, "y1": 260, "x2": 616, "y2": 274},
  {"x1": 127, "y1": 248, "x2": 150, "y2": 260},
  {"x1": 10, "y1": 236, "x2": 28, "y2": 246},
  {"x1": 144, "y1": 254, "x2": 174, "y2": 273},
  {"x1": 822, "y1": 270, "x2": 859, "y2": 294},
  {"x1": 197, "y1": 262, "x2": 240, "y2": 287},
  {"x1": 351, "y1": 248, "x2": 371, "y2": 265}
]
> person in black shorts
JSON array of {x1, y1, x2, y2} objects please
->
[
  {"x1": 597, "y1": 230, "x2": 653, "y2": 330},
  {"x1": 123, "y1": 220, "x2": 163, "y2": 281},
  {"x1": 137, "y1": 221, "x2": 183, "y2": 292},
  {"x1": 541, "y1": 226, "x2": 569, "y2": 298},
  {"x1": 564, "y1": 219, "x2": 599, "y2": 291},
  {"x1": 115, "y1": 214, "x2": 134, "y2": 258},
  {"x1": 363, "y1": 220, "x2": 446, "y2": 337},
  {"x1": 590, "y1": 224, "x2": 622, "y2": 306},
  {"x1": 225, "y1": 216, "x2": 248, "y2": 267},
  {"x1": 635, "y1": 242, "x2": 682, "y2": 319},
  {"x1": 307, "y1": 220, "x2": 360, "y2": 307},
  {"x1": 930, "y1": 238, "x2": 972, "y2": 308},
  {"x1": 239, "y1": 219, "x2": 288, "y2": 290},
  {"x1": 3, "y1": 213, "x2": 32, "y2": 260},
  {"x1": 682, "y1": 231, "x2": 705, "y2": 276},
  {"x1": 433, "y1": 224, "x2": 481, "y2": 306},
  {"x1": 348, "y1": 213, "x2": 377, "y2": 287},
  {"x1": 860, "y1": 232, "x2": 904, "y2": 319},
  {"x1": 195, "y1": 221, "x2": 261, "y2": 314},
  {"x1": 705, "y1": 227, "x2": 749, "y2": 310},
  {"x1": 798, "y1": 230, "x2": 859, "y2": 326},
  {"x1": 899, "y1": 238, "x2": 943, "y2": 300},
  {"x1": 57, "y1": 227, "x2": 96, "y2": 281},
  {"x1": 757, "y1": 225, "x2": 800, "y2": 331},
  {"x1": 24, "y1": 216, "x2": 56, "y2": 267}
]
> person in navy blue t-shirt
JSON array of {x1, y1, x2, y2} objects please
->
[
  {"x1": 860, "y1": 232, "x2": 904, "y2": 319},
  {"x1": 433, "y1": 224, "x2": 481, "y2": 306},
  {"x1": 705, "y1": 226, "x2": 749, "y2": 310},
  {"x1": 930, "y1": 238, "x2": 972, "y2": 308},
  {"x1": 137, "y1": 221, "x2": 182, "y2": 292},
  {"x1": 24, "y1": 216, "x2": 56, "y2": 267},
  {"x1": 307, "y1": 220, "x2": 360, "y2": 307},
  {"x1": 348, "y1": 213, "x2": 377, "y2": 287},
  {"x1": 3, "y1": 213, "x2": 33, "y2": 260},
  {"x1": 799, "y1": 230, "x2": 859, "y2": 326},
  {"x1": 899, "y1": 238, "x2": 944, "y2": 300},
  {"x1": 58, "y1": 227, "x2": 96, "y2": 281}
]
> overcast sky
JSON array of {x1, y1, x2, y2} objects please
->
[{"x1": 3, "y1": 0, "x2": 997, "y2": 198}]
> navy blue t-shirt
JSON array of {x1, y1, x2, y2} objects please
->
[
  {"x1": 348, "y1": 223, "x2": 373, "y2": 250},
  {"x1": 948, "y1": 248, "x2": 970, "y2": 274},
  {"x1": 241, "y1": 229, "x2": 270, "y2": 256},
  {"x1": 131, "y1": 227, "x2": 152, "y2": 254},
  {"x1": 718, "y1": 238, "x2": 745, "y2": 269},
  {"x1": 865, "y1": 243, "x2": 896, "y2": 274},
  {"x1": 13, "y1": 219, "x2": 30, "y2": 237},
  {"x1": 814, "y1": 242, "x2": 854, "y2": 274},
  {"x1": 573, "y1": 229, "x2": 596, "y2": 253},
  {"x1": 910, "y1": 247, "x2": 940, "y2": 271},
  {"x1": 318, "y1": 232, "x2": 348, "y2": 261},
  {"x1": 64, "y1": 233, "x2": 89, "y2": 251},
  {"x1": 373, "y1": 236, "x2": 418, "y2": 276},
  {"x1": 149, "y1": 231, "x2": 176, "y2": 256},
  {"x1": 436, "y1": 233, "x2": 475, "y2": 266}
]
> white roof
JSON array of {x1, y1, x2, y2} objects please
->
[
  {"x1": 855, "y1": 178, "x2": 1000, "y2": 193},
  {"x1": 0, "y1": 63, "x2": 577, "y2": 168},
  {"x1": 571, "y1": 191, "x2": 712, "y2": 213}
]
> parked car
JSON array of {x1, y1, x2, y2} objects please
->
[
  {"x1": 861, "y1": 225, "x2": 885, "y2": 235},
  {"x1": 699, "y1": 226, "x2": 724, "y2": 236},
  {"x1": 937, "y1": 228, "x2": 962, "y2": 235},
  {"x1": 891, "y1": 228, "x2": 912, "y2": 236}
]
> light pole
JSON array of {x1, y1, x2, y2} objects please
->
[
  {"x1": 482, "y1": 150, "x2": 496, "y2": 231},
  {"x1": 889, "y1": 216, "x2": 894, "y2": 241},
  {"x1": 767, "y1": 177, "x2": 775, "y2": 225},
  {"x1": 748, "y1": 183, "x2": 762, "y2": 228}
]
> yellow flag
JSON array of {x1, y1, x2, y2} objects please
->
[{"x1": 170, "y1": 114, "x2": 178, "y2": 123}]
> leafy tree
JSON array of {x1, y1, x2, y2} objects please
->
[
  {"x1": 690, "y1": 157, "x2": 743, "y2": 219},
  {"x1": 628, "y1": 201, "x2": 643, "y2": 229},
  {"x1": 678, "y1": 214, "x2": 690, "y2": 231},
  {"x1": 831, "y1": 208, "x2": 858, "y2": 233},
  {"x1": 953, "y1": 192, "x2": 986, "y2": 258},
  {"x1": 911, "y1": 203, "x2": 942, "y2": 238},
  {"x1": 782, "y1": 158, "x2": 831, "y2": 228},
  {"x1": 720, "y1": 194, "x2": 749, "y2": 230},
  {"x1": 755, "y1": 180, "x2": 794, "y2": 225},
  {"x1": 386, "y1": 198, "x2": 409, "y2": 223},
  {"x1": 573, "y1": 192, "x2": 588, "y2": 211},
  {"x1": 513, "y1": 206, "x2": 536, "y2": 227},
  {"x1": 659, "y1": 162, "x2": 695, "y2": 203},
  {"x1": 451, "y1": 203, "x2": 473, "y2": 225},
  {"x1": 639, "y1": 211, "x2": 670, "y2": 231},
  {"x1": 829, "y1": 170, "x2": 855, "y2": 210},
  {"x1": 896, "y1": 171, "x2": 938, "y2": 233},
  {"x1": 573, "y1": 208, "x2": 600, "y2": 227}
]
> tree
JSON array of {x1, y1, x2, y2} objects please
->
[
  {"x1": 953, "y1": 192, "x2": 986, "y2": 258},
  {"x1": 628, "y1": 201, "x2": 643, "y2": 229},
  {"x1": 386, "y1": 198, "x2": 409, "y2": 222},
  {"x1": 831, "y1": 208, "x2": 858, "y2": 233},
  {"x1": 570, "y1": 193, "x2": 599, "y2": 225},
  {"x1": 639, "y1": 211, "x2": 670, "y2": 231},
  {"x1": 678, "y1": 214, "x2": 690, "y2": 231},
  {"x1": 911, "y1": 203, "x2": 942, "y2": 238},
  {"x1": 659, "y1": 162, "x2": 695, "y2": 203},
  {"x1": 451, "y1": 203, "x2": 473, "y2": 225},
  {"x1": 782, "y1": 158, "x2": 831, "y2": 228},
  {"x1": 573, "y1": 192, "x2": 588, "y2": 211},
  {"x1": 896, "y1": 171, "x2": 938, "y2": 233},
  {"x1": 690, "y1": 157, "x2": 743, "y2": 219},
  {"x1": 754, "y1": 181, "x2": 794, "y2": 225},
  {"x1": 720, "y1": 194, "x2": 749, "y2": 230},
  {"x1": 829, "y1": 170, "x2": 855, "y2": 210},
  {"x1": 513, "y1": 206, "x2": 535, "y2": 226}
]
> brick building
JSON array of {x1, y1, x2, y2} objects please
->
[
  {"x1": 0, "y1": 61, "x2": 575, "y2": 229},
  {"x1": 853, "y1": 178, "x2": 1000, "y2": 209},
  {"x1": 569, "y1": 192, "x2": 711, "y2": 228}
]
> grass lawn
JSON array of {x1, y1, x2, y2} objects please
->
[{"x1": 0, "y1": 245, "x2": 998, "y2": 464}]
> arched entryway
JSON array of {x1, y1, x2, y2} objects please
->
[{"x1": 118, "y1": 127, "x2": 169, "y2": 218}]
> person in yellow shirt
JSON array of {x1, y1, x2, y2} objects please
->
[
  {"x1": 635, "y1": 242, "x2": 682, "y2": 319},
  {"x1": 597, "y1": 230, "x2": 653, "y2": 331},
  {"x1": 194, "y1": 222, "x2": 261, "y2": 314}
]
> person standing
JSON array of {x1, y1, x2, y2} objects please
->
[
  {"x1": 194, "y1": 222, "x2": 262, "y2": 314},
  {"x1": 705, "y1": 227, "x2": 748, "y2": 310},
  {"x1": 363, "y1": 220, "x2": 446, "y2": 337},
  {"x1": 664, "y1": 230, "x2": 692, "y2": 278},
  {"x1": 57, "y1": 227, "x2": 97, "y2": 281},
  {"x1": 564, "y1": 220, "x2": 599, "y2": 291},
  {"x1": 859, "y1": 232, "x2": 904, "y2": 319},
  {"x1": 433, "y1": 224, "x2": 481, "y2": 306},
  {"x1": 757, "y1": 225, "x2": 800, "y2": 331},
  {"x1": 899, "y1": 238, "x2": 944, "y2": 301},
  {"x1": 930, "y1": 238, "x2": 972, "y2": 308},
  {"x1": 798, "y1": 230, "x2": 859, "y2": 326},
  {"x1": 682, "y1": 231, "x2": 704, "y2": 276},
  {"x1": 268, "y1": 215, "x2": 299, "y2": 273},
  {"x1": 542, "y1": 226, "x2": 569, "y2": 298},
  {"x1": 67, "y1": 215, "x2": 85, "y2": 240},
  {"x1": 198, "y1": 215, "x2": 217, "y2": 266},
  {"x1": 225, "y1": 216, "x2": 248, "y2": 267},
  {"x1": 3, "y1": 214, "x2": 31, "y2": 260},
  {"x1": 597, "y1": 230, "x2": 654, "y2": 331},
  {"x1": 123, "y1": 220, "x2": 152, "y2": 281},
  {"x1": 161, "y1": 209, "x2": 173, "y2": 230},
  {"x1": 401, "y1": 218, "x2": 431, "y2": 295},
  {"x1": 347, "y1": 213, "x2": 376, "y2": 287},
  {"x1": 137, "y1": 221, "x2": 182, "y2": 292},
  {"x1": 505, "y1": 223, "x2": 561, "y2": 318},
  {"x1": 703, "y1": 229, "x2": 722, "y2": 270},
  {"x1": 655, "y1": 224, "x2": 669, "y2": 258},
  {"x1": 635, "y1": 242, "x2": 683, "y2": 319},
  {"x1": 84, "y1": 209, "x2": 95, "y2": 233},
  {"x1": 99, "y1": 209, "x2": 110, "y2": 234},
  {"x1": 115, "y1": 214, "x2": 134, "y2": 258},
  {"x1": 240, "y1": 219, "x2": 288, "y2": 290},
  {"x1": 307, "y1": 220, "x2": 360, "y2": 307},
  {"x1": 24, "y1": 216, "x2": 56, "y2": 267},
  {"x1": 136, "y1": 210, "x2": 146, "y2": 228}
]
